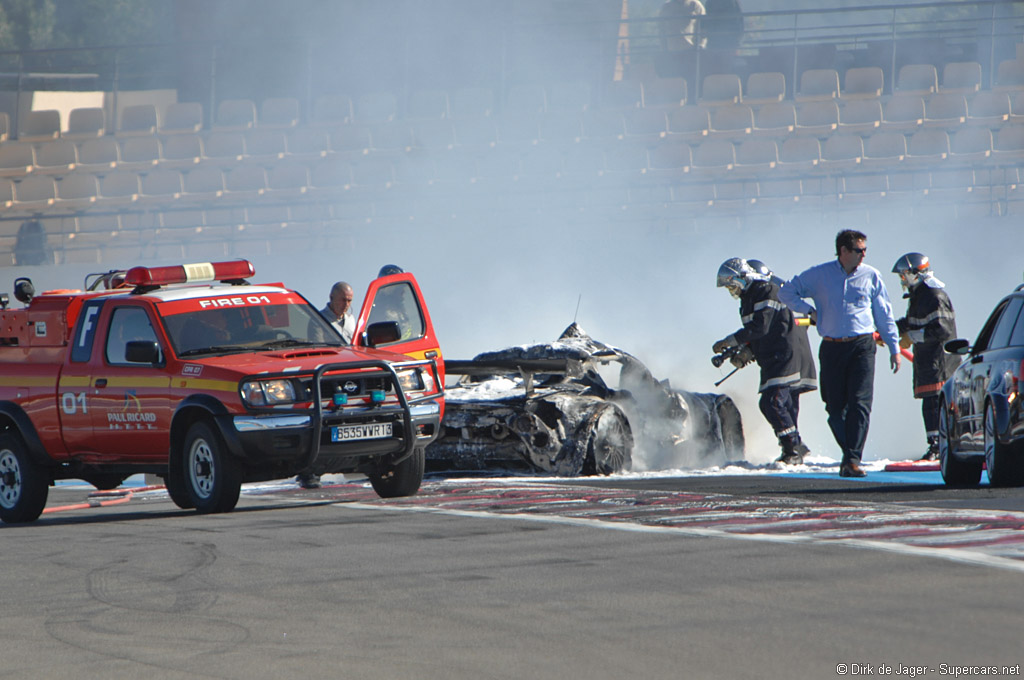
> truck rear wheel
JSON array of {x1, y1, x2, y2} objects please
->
[
  {"x1": 369, "y1": 447, "x2": 424, "y2": 498},
  {"x1": 0, "y1": 432, "x2": 49, "y2": 524},
  {"x1": 182, "y1": 422, "x2": 241, "y2": 513}
]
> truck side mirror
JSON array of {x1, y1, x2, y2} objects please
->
[
  {"x1": 944, "y1": 338, "x2": 970, "y2": 355},
  {"x1": 125, "y1": 340, "x2": 161, "y2": 364},
  {"x1": 364, "y1": 321, "x2": 401, "y2": 347}
]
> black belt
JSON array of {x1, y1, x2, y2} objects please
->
[{"x1": 822, "y1": 333, "x2": 873, "y2": 343}]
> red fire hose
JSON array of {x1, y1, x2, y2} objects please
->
[{"x1": 41, "y1": 484, "x2": 166, "y2": 515}]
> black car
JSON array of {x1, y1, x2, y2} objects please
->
[{"x1": 939, "y1": 283, "x2": 1024, "y2": 487}]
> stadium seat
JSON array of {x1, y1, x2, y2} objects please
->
[
  {"x1": 838, "y1": 99, "x2": 882, "y2": 135},
  {"x1": 880, "y1": 95, "x2": 925, "y2": 132},
  {"x1": 753, "y1": 102, "x2": 796, "y2": 138},
  {"x1": 215, "y1": 99, "x2": 258, "y2": 131},
  {"x1": 665, "y1": 106, "x2": 711, "y2": 142},
  {"x1": 223, "y1": 166, "x2": 268, "y2": 200},
  {"x1": 777, "y1": 137, "x2": 821, "y2": 173},
  {"x1": 794, "y1": 101, "x2": 839, "y2": 136},
  {"x1": 647, "y1": 139, "x2": 692, "y2": 179},
  {"x1": 601, "y1": 80, "x2": 644, "y2": 110},
  {"x1": 819, "y1": 134, "x2": 865, "y2": 171},
  {"x1": 259, "y1": 97, "x2": 300, "y2": 128},
  {"x1": 841, "y1": 67, "x2": 883, "y2": 100},
  {"x1": 451, "y1": 87, "x2": 495, "y2": 119},
  {"x1": 496, "y1": 113, "x2": 540, "y2": 145},
  {"x1": 34, "y1": 140, "x2": 78, "y2": 175},
  {"x1": 311, "y1": 94, "x2": 354, "y2": 127},
  {"x1": 862, "y1": 131, "x2": 907, "y2": 169},
  {"x1": 0, "y1": 179, "x2": 14, "y2": 210},
  {"x1": 18, "y1": 110, "x2": 61, "y2": 142},
  {"x1": 743, "y1": 72, "x2": 785, "y2": 106},
  {"x1": 160, "y1": 102, "x2": 204, "y2": 135},
  {"x1": 54, "y1": 173, "x2": 99, "y2": 211},
  {"x1": 76, "y1": 137, "x2": 120, "y2": 173},
  {"x1": 692, "y1": 139, "x2": 735, "y2": 175},
  {"x1": 245, "y1": 128, "x2": 289, "y2": 162},
  {"x1": 0, "y1": 112, "x2": 9, "y2": 143},
  {"x1": 369, "y1": 120, "x2": 415, "y2": 151},
  {"x1": 623, "y1": 108, "x2": 668, "y2": 143},
  {"x1": 98, "y1": 171, "x2": 142, "y2": 206},
  {"x1": 411, "y1": 119, "x2": 457, "y2": 150},
  {"x1": 940, "y1": 62, "x2": 982, "y2": 95},
  {"x1": 505, "y1": 84, "x2": 547, "y2": 115},
  {"x1": 949, "y1": 127, "x2": 992, "y2": 163},
  {"x1": 992, "y1": 125, "x2": 1024, "y2": 164},
  {"x1": 350, "y1": 156, "x2": 396, "y2": 189},
  {"x1": 603, "y1": 144, "x2": 649, "y2": 177},
  {"x1": 546, "y1": 81, "x2": 592, "y2": 112},
  {"x1": 139, "y1": 169, "x2": 185, "y2": 206},
  {"x1": 754, "y1": 177, "x2": 803, "y2": 209},
  {"x1": 708, "y1": 104, "x2": 753, "y2": 140},
  {"x1": 895, "y1": 64, "x2": 938, "y2": 96},
  {"x1": 407, "y1": 89, "x2": 450, "y2": 120},
  {"x1": 203, "y1": 131, "x2": 247, "y2": 166},
  {"x1": 796, "y1": 69, "x2": 840, "y2": 102},
  {"x1": 182, "y1": 166, "x2": 227, "y2": 203},
  {"x1": 355, "y1": 91, "x2": 399, "y2": 124},
  {"x1": 923, "y1": 93, "x2": 967, "y2": 128},
  {"x1": 905, "y1": 129, "x2": 950, "y2": 166},
  {"x1": 581, "y1": 109, "x2": 625, "y2": 141},
  {"x1": 967, "y1": 91, "x2": 1010, "y2": 126},
  {"x1": 117, "y1": 136, "x2": 162, "y2": 172},
  {"x1": 286, "y1": 128, "x2": 332, "y2": 160},
  {"x1": 452, "y1": 117, "x2": 498, "y2": 148},
  {"x1": 161, "y1": 134, "x2": 204, "y2": 170},
  {"x1": 0, "y1": 143, "x2": 37, "y2": 178},
  {"x1": 117, "y1": 104, "x2": 158, "y2": 137},
  {"x1": 537, "y1": 111, "x2": 582, "y2": 143},
  {"x1": 642, "y1": 77, "x2": 687, "y2": 109},
  {"x1": 12, "y1": 176, "x2": 57, "y2": 211},
  {"x1": 994, "y1": 59, "x2": 1024, "y2": 93},
  {"x1": 840, "y1": 172, "x2": 889, "y2": 203},
  {"x1": 733, "y1": 138, "x2": 779, "y2": 176},
  {"x1": 699, "y1": 74, "x2": 742, "y2": 106},
  {"x1": 64, "y1": 107, "x2": 106, "y2": 141},
  {"x1": 266, "y1": 163, "x2": 313, "y2": 205}
]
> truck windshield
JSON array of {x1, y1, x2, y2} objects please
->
[{"x1": 161, "y1": 302, "x2": 345, "y2": 357}]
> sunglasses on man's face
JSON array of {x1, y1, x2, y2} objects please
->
[{"x1": 847, "y1": 246, "x2": 867, "y2": 255}]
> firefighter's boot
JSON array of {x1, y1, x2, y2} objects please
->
[
  {"x1": 775, "y1": 434, "x2": 804, "y2": 466},
  {"x1": 919, "y1": 436, "x2": 940, "y2": 462}
]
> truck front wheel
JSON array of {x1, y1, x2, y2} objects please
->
[
  {"x1": 0, "y1": 432, "x2": 49, "y2": 524},
  {"x1": 368, "y1": 447, "x2": 424, "y2": 498},
  {"x1": 181, "y1": 422, "x2": 241, "y2": 513}
]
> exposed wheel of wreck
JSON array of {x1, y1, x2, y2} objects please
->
[
  {"x1": 582, "y1": 405, "x2": 633, "y2": 475},
  {"x1": 715, "y1": 395, "x2": 745, "y2": 462}
]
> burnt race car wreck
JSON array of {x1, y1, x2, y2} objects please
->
[{"x1": 426, "y1": 324, "x2": 745, "y2": 476}]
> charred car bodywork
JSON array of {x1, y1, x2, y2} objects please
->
[{"x1": 426, "y1": 324, "x2": 745, "y2": 476}]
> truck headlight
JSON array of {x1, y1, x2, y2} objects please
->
[
  {"x1": 241, "y1": 379, "x2": 297, "y2": 406},
  {"x1": 396, "y1": 368, "x2": 424, "y2": 392}
]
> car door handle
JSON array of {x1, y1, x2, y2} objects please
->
[
  {"x1": 970, "y1": 355, "x2": 983, "y2": 364},
  {"x1": 94, "y1": 378, "x2": 107, "y2": 388},
  {"x1": 425, "y1": 350, "x2": 438, "y2": 359}
]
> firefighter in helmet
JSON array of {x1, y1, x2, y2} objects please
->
[
  {"x1": 892, "y1": 252, "x2": 959, "y2": 461},
  {"x1": 713, "y1": 257, "x2": 818, "y2": 465}
]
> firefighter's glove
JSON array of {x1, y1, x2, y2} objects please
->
[
  {"x1": 730, "y1": 346, "x2": 755, "y2": 368},
  {"x1": 899, "y1": 332, "x2": 913, "y2": 350},
  {"x1": 712, "y1": 335, "x2": 738, "y2": 354}
]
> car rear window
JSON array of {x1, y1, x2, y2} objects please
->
[
  {"x1": 988, "y1": 296, "x2": 1024, "y2": 350},
  {"x1": 1011, "y1": 296, "x2": 1024, "y2": 347}
]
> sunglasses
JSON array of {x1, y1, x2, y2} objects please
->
[{"x1": 847, "y1": 246, "x2": 867, "y2": 255}]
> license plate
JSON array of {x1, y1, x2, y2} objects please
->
[{"x1": 331, "y1": 423, "x2": 393, "y2": 442}]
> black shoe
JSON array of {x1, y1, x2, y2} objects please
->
[
  {"x1": 775, "y1": 452, "x2": 804, "y2": 466},
  {"x1": 297, "y1": 473, "x2": 321, "y2": 489},
  {"x1": 839, "y1": 463, "x2": 867, "y2": 478},
  {"x1": 919, "y1": 447, "x2": 939, "y2": 462}
]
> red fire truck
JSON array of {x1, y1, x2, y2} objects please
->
[{"x1": 0, "y1": 260, "x2": 444, "y2": 523}]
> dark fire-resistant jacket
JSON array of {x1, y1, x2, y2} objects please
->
[
  {"x1": 733, "y1": 280, "x2": 817, "y2": 394},
  {"x1": 897, "y1": 283, "x2": 959, "y2": 398}
]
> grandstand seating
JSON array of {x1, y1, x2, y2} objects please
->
[{"x1": 3, "y1": 36, "x2": 1024, "y2": 265}]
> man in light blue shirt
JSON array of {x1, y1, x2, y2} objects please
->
[{"x1": 779, "y1": 230, "x2": 901, "y2": 478}]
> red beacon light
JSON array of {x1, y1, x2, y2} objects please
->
[{"x1": 124, "y1": 260, "x2": 255, "y2": 288}]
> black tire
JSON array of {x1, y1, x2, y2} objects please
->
[
  {"x1": 582, "y1": 405, "x2": 633, "y2": 475},
  {"x1": 164, "y1": 455, "x2": 195, "y2": 510},
  {"x1": 82, "y1": 473, "x2": 128, "y2": 491},
  {"x1": 182, "y1": 421, "x2": 241, "y2": 513},
  {"x1": 939, "y1": 397, "x2": 982, "y2": 487},
  {"x1": 0, "y1": 431, "x2": 49, "y2": 524},
  {"x1": 985, "y1": 401, "x2": 1024, "y2": 487},
  {"x1": 368, "y1": 447, "x2": 424, "y2": 498}
]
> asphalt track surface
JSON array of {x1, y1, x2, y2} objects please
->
[{"x1": 4, "y1": 470, "x2": 1024, "y2": 680}]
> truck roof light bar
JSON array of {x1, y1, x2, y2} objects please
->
[{"x1": 124, "y1": 260, "x2": 255, "y2": 289}]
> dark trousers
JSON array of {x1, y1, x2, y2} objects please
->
[
  {"x1": 818, "y1": 334, "x2": 876, "y2": 466},
  {"x1": 922, "y1": 394, "x2": 940, "y2": 441},
  {"x1": 759, "y1": 385, "x2": 800, "y2": 440}
]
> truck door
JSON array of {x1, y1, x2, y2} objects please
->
[
  {"x1": 87, "y1": 303, "x2": 172, "y2": 461},
  {"x1": 353, "y1": 271, "x2": 444, "y2": 384},
  {"x1": 58, "y1": 298, "x2": 105, "y2": 454}
]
